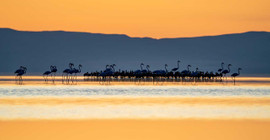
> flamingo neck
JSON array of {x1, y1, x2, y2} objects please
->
[
  {"x1": 165, "y1": 66, "x2": 168, "y2": 72},
  {"x1": 238, "y1": 69, "x2": 241, "y2": 74},
  {"x1": 221, "y1": 63, "x2": 224, "y2": 70}
]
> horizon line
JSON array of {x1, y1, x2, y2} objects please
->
[{"x1": 0, "y1": 27, "x2": 269, "y2": 40}]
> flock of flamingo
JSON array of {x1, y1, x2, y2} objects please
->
[{"x1": 14, "y1": 60, "x2": 242, "y2": 85}]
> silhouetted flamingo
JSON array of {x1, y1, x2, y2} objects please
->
[
  {"x1": 99, "y1": 64, "x2": 115, "y2": 84},
  {"x1": 43, "y1": 69, "x2": 51, "y2": 82},
  {"x1": 73, "y1": 64, "x2": 82, "y2": 83},
  {"x1": 134, "y1": 63, "x2": 144, "y2": 75},
  {"x1": 15, "y1": 66, "x2": 27, "y2": 84},
  {"x1": 231, "y1": 68, "x2": 242, "y2": 85},
  {"x1": 62, "y1": 63, "x2": 74, "y2": 84},
  {"x1": 218, "y1": 62, "x2": 224, "y2": 72},
  {"x1": 181, "y1": 65, "x2": 191, "y2": 75},
  {"x1": 222, "y1": 64, "x2": 232, "y2": 81},
  {"x1": 50, "y1": 65, "x2": 57, "y2": 83},
  {"x1": 141, "y1": 65, "x2": 150, "y2": 73},
  {"x1": 153, "y1": 64, "x2": 168, "y2": 84},
  {"x1": 171, "y1": 60, "x2": 180, "y2": 72}
]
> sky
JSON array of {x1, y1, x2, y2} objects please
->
[{"x1": 0, "y1": 0, "x2": 269, "y2": 38}]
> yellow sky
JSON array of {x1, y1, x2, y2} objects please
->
[{"x1": 0, "y1": 0, "x2": 269, "y2": 38}]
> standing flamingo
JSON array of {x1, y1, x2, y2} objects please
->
[
  {"x1": 73, "y1": 64, "x2": 82, "y2": 83},
  {"x1": 181, "y1": 65, "x2": 191, "y2": 75},
  {"x1": 50, "y1": 65, "x2": 57, "y2": 83},
  {"x1": 222, "y1": 64, "x2": 232, "y2": 81},
  {"x1": 153, "y1": 64, "x2": 168, "y2": 83},
  {"x1": 141, "y1": 65, "x2": 150, "y2": 73},
  {"x1": 62, "y1": 63, "x2": 74, "y2": 84},
  {"x1": 134, "y1": 63, "x2": 144, "y2": 75},
  {"x1": 15, "y1": 66, "x2": 27, "y2": 84},
  {"x1": 43, "y1": 69, "x2": 51, "y2": 82},
  {"x1": 231, "y1": 68, "x2": 242, "y2": 85},
  {"x1": 153, "y1": 64, "x2": 168, "y2": 75},
  {"x1": 99, "y1": 64, "x2": 115, "y2": 84},
  {"x1": 171, "y1": 60, "x2": 180, "y2": 72},
  {"x1": 218, "y1": 62, "x2": 224, "y2": 72}
]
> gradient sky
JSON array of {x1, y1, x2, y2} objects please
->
[{"x1": 0, "y1": 0, "x2": 269, "y2": 38}]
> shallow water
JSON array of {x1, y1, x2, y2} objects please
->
[
  {"x1": 1, "y1": 85, "x2": 270, "y2": 97},
  {"x1": 0, "y1": 85, "x2": 270, "y2": 120}
]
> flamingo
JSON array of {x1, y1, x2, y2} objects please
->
[
  {"x1": 153, "y1": 64, "x2": 168, "y2": 75},
  {"x1": 153, "y1": 64, "x2": 168, "y2": 83},
  {"x1": 15, "y1": 66, "x2": 27, "y2": 84},
  {"x1": 99, "y1": 64, "x2": 115, "y2": 83},
  {"x1": 133, "y1": 63, "x2": 146, "y2": 83},
  {"x1": 231, "y1": 68, "x2": 242, "y2": 85},
  {"x1": 181, "y1": 65, "x2": 191, "y2": 75},
  {"x1": 110, "y1": 64, "x2": 116, "y2": 72},
  {"x1": 134, "y1": 63, "x2": 144, "y2": 75},
  {"x1": 222, "y1": 64, "x2": 232, "y2": 81},
  {"x1": 50, "y1": 65, "x2": 57, "y2": 83},
  {"x1": 43, "y1": 65, "x2": 57, "y2": 83},
  {"x1": 171, "y1": 60, "x2": 180, "y2": 72},
  {"x1": 73, "y1": 64, "x2": 82, "y2": 83},
  {"x1": 218, "y1": 62, "x2": 224, "y2": 72},
  {"x1": 62, "y1": 63, "x2": 74, "y2": 84},
  {"x1": 43, "y1": 69, "x2": 51, "y2": 82},
  {"x1": 104, "y1": 65, "x2": 111, "y2": 72},
  {"x1": 141, "y1": 65, "x2": 150, "y2": 73},
  {"x1": 191, "y1": 67, "x2": 199, "y2": 77}
]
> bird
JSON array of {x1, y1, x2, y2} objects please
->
[
  {"x1": 43, "y1": 65, "x2": 57, "y2": 82},
  {"x1": 222, "y1": 64, "x2": 232, "y2": 81},
  {"x1": 171, "y1": 60, "x2": 180, "y2": 72},
  {"x1": 62, "y1": 63, "x2": 74, "y2": 84},
  {"x1": 14, "y1": 66, "x2": 27, "y2": 84},
  {"x1": 110, "y1": 64, "x2": 116, "y2": 72},
  {"x1": 153, "y1": 64, "x2": 168, "y2": 83},
  {"x1": 43, "y1": 69, "x2": 51, "y2": 82},
  {"x1": 231, "y1": 68, "x2": 242, "y2": 85},
  {"x1": 181, "y1": 65, "x2": 191, "y2": 75},
  {"x1": 73, "y1": 64, "x2": 82, "y2": 83},
  {"x1": 50, "y1": 65, "x2": 57, "y2": 83},
  {"x1": 153, "y1": 64, "x2": 168, "y2": 75},
  {"x1": 134, "y1": 63, "x2": 144, "y2": 75},
  {"x1": 222, "y1": 64, "x2": 232, "y2": 75},
  {"x1": 218, "y1": 62, "x2": 224, "y2": 72},
  {"x1": 141, "y1": 65, "x2": 150, "y2": 73},
  {"x1": 99, "y1": 64, "x2": 115, "y2": 83},
  {"x1": 231, "y1": 68, "x2": 242, "y2": 77}
]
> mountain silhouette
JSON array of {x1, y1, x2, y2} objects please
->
[{"x1": 0, "y1": 28, "x2": 269, "y2": 76}]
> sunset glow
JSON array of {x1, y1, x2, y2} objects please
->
[{"x1": 1, "y1": 0, "x2": 270, "y2": 38}]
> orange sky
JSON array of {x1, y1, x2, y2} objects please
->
[{"x1": 0, "y1": 0, "x2": 269, "y2": 38}]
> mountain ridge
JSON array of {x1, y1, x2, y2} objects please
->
[
  {"x1": 0, "y1": 28, "x2": 269, "y2": 76},
  {"x1": 0, "y1": 28, "x2": 269, "y2": 40}
]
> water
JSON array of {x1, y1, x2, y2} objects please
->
[
  {"x1": 1, "y1": 85, "x2": 270, "y2": 98},
  {"x1": 0, "y1": 85, "x2": 270, "y2": 120}
]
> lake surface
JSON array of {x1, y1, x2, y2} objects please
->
[{"x1": 0, "y1": 85, "x2": 270, "y2": 120}]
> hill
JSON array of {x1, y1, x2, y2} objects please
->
[{"x1": 0, "y1": 28, "x2": 269, "y2": 76}]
